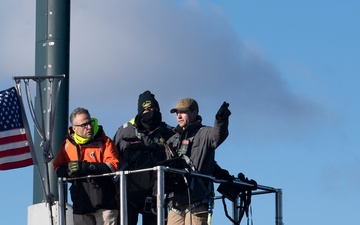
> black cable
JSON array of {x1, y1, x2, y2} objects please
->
[
  {"x1": 183, "y1": 174, "x2": 192, "y2": 225},
  {"x1": 221, "y1": 196, "x2": 239, "y2": 225}
]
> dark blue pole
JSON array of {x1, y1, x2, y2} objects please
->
[{"x1": 33, "y1": 0, "x2": 70, "y2": 204}]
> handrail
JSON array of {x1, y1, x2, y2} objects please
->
[
  {"x1": 12, "y1": 74, "x2": 66, "y2": 81},
  {"x1": 57, "y1": 166, "x2": 283, "y2": 225}
]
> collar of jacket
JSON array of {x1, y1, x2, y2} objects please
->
[
  {"x1": 66, "y1": 126, "x2": 105, "y2": 145},
  {"x1": 176, "y1": 116, "x2": 203, "y2": 135}
]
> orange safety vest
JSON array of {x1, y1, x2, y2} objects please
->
[{"x1": 53, "y1": 130, "x2": 119, "y2": 172}]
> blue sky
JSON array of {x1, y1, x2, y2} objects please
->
[{"x1": 1, "y1": 0, "x2": 359, "y2": 224}]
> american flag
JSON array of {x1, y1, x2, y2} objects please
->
[{"x1": 0, "y1": 87, "x2": 34, "y2": 170}]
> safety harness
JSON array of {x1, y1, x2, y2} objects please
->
[
  {"x1": 119, "y1": 119, "x2": 164, "y2": 171},
  {"x1": 168, "y1": 130, "x2": 214, "y2": 223}
]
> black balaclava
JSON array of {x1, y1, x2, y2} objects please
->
[
  {"x1": 140, "y1": 110, "x2": 162, "y2": 131},
  {"x1": 137, "y1": 90, "x2": 162, "y2": 131}
]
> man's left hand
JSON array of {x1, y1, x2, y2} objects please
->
[{"x1": 216, "y1": 101, "x2": 231, "y2": 120}]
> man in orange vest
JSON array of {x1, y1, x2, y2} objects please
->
[{"x1": 53, "y1": 107, "x2": 119, "y2": 225}]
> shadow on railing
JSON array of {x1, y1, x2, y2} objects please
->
[{"x1": 58, "y1": 166, "x2": 283, "y2": 225}]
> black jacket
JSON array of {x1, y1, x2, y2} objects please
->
[{"x1": 113, "y1": 118, "x2": 174, "y2": 193}]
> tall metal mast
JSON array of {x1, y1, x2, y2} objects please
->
[{"x1": 33, "y1": 0, "x2": 70, "y2": 204}]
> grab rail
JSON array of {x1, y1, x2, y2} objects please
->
[{"x1": 58, "y1": 166, "x2": 283, "y2": 225}]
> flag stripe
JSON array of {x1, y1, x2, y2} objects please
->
[
  {"x1": 0, "y1": 128, "x2": 26, "y2": 138},
  {"x1": 0, "y1": 151, "x2": 32, "y2": 163},
  {"x1": 0, "y1": 136, "x2": 29, "y2": 151},
  {"x1": 0, "y1": 132, "x2": 28, "y2": 147},
  {"x1": 0, "y1": 158, "x2": 33, "y2": 170},
  {"x1": 0, "y1": 145, "x2": 31, "y2": 157}
]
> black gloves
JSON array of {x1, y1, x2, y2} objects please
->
[
  {"x1": 216, "y1": 101, "x2": 231, "y2": 121},
  {"x1": 238, "y1": 173, "x2": 258, "y2": 190},
  {"x1": 67, "y1": 161, "x2": 111, "y2": 177}
]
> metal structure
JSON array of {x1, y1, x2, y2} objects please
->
[
  {"x1": 34, "y1": 0, "x2": 70, "y2": 206},
  {"x1": 13, "y1": 75, "x2": 66, "y2": 225},
  {"x1": 58, "y1": 166, "x2": 284, "y2": 225}
]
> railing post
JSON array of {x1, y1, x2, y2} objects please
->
[
  {"x1": 58, "y1": 177, "x2": 66, "y2": 225},
  {"x1": 156, "y1": 166, "x2": 165, "y2": 225},
  {"x1": 119, "y1": 171, "x2": 128, "y2": 225},
  {"x1": 232, "y1": 196, "x2": 240, "y2": 225},
  {"x1": 275, "y1": 189, "x2": 284, "y2": 225}
]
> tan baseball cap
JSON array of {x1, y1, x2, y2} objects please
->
[{"x1": 170, "y1": 98, "x2": 199, "y2": 113}]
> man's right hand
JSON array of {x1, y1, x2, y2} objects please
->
[{"x1": 67, "y1": 161, "x2": 82, "y2": 177}]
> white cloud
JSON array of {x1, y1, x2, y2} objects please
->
[{"x1": 1, "y1": 0, "x2": 322, "y2": 138}]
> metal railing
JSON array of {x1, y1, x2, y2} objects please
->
[{"x1": 58, "y1": 166, "x2": 283, "y2": 225}]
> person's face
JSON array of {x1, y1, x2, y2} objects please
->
[
  {"x1": 176, "y1": 110, "x2": 197, "y2": 129},
  {"x1": 142, "y1": 107, "x2": 158, "y2": 115},
  {"x1": 72, "y1": 113, "x2": 93, "y2": 138}
]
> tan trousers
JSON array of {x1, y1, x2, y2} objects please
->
[
  {"x1": 167, "y1": 204, "x2": 208, "y2": 225},
  {"x1": 73, "y1": 209, "x2": 118, "y2": 225}
]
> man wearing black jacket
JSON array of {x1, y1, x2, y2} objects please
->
[{"x1": 113, "y1": 91, "x2": 174, "y2": 225}]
